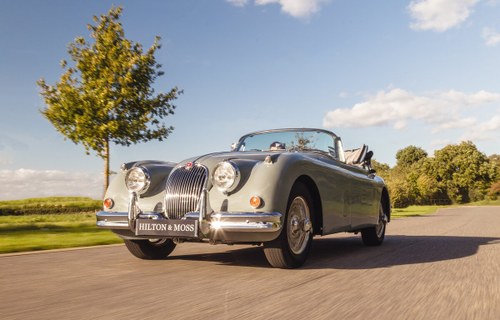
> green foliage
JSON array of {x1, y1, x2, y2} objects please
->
[
  {"x1": 382, "y1": 141, "x2": 499, "y2": 207},
  {"x1": 433, "y1": 141, "x2": 498, "y2": 203},
  {"x1": 37, "y1": 6, "x2": 180, "y2": 191},
  {"x1": 488, "y1": 181, "x2": 500, "y2": 199},
  {"x1": 0, "y1": 197, "x2": 101, "y2": 216},
  {"x1": 395, "y1": 145, "x2": 428, "y2": 167}
]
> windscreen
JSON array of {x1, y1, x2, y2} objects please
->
[{"x1": 238, "y1": 130, "x2": 335, "y2": 154}]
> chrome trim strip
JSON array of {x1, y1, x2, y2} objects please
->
[
  {"x1": 187, "y1": 211, "x2": 282, "y2": 233},
  {"x1": 97, "y1": 211, "x2": 129, "y2": 229},
  {"x1": 210, "y1": 221, "x2": 278, "y2": 232}
]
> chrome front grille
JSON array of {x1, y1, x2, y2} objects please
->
[{"x1": 164, "y1": 165, "x2": 208, "y2": 219}]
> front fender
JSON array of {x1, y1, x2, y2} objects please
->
[{"x1": 103, "y1": 160, "x2": 176, "y2": 213}]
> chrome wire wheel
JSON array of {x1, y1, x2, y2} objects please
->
[
  {"x1": 375, "y1": 206, "x2": 388, "y2": 239},
  {"x1": 263, "y1": 182, "x2": 314, "y2": 268},
  {"x1": 361, "y1": 200, "x2": 387, "y2": 246},
  {"x1": 287, "y1": 196, "x2": 312, "y2": 255}
]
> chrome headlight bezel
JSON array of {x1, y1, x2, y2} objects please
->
[
  {"x1": 212, "y1": 161, "x2": 240, "y2": 193},
  {"x1": 125, "y1": 166, "x2": 151, "y2": 194}
]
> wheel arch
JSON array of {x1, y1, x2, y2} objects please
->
[{"x1": 294, "y1": 175, "x2": 323, "y2": 235}]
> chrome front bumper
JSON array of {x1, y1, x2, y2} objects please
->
[
  {"x1": 96, "y1": 190, "x2": 282, "y2": 242},
  {"x1": 96, "y1": 210, "x2": 282, "y2": 242},
  {"x1": 96, "y1": 210, "x2": 282, "y2": 232}
]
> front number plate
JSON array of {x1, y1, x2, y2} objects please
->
[{"x1": 135, "y1": 219, "x2": 198, "y2": 237}]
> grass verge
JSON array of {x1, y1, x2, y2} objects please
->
[
  {"x1": 391, "y1": 205, "x2": 446, "y2": 218},
  {"x1": 0, "y1": 197, "x2": 102, "y2": 216},
  {"x1": 467, "y1": 199, "x2": 500, "y2": 206},
  {"x1": 0, "y1": 213, "x2": 122, "y2": 254}
]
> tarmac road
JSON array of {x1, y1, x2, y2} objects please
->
[{"x1": 1, "y1": 206, "x2": 499, "y2": 320}]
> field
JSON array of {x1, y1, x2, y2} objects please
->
[
  {"x1": 1, "y1": 197, "x2": 498, "y2": 254},
  {"x1": 0, "y1": 197, "x2": 121, "y2": 254}
]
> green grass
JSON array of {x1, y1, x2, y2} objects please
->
[
  {"x1": 391, "y1": 205, "x2": 446, "y2": 218},
  {"x1": 391, "y1": 199, "x2": 500, "y2": 218},
  {"x1": 0, "y1": 213, "x2": 122, "y2": 254},
  {"x1": 467, "y1": 199, "x2": 500, "y2": 206}
]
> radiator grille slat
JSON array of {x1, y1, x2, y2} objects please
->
[{"x1": 164, "y1": 165, "x2": 207, "y2": 219}]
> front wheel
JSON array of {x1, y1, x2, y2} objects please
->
[
  {"x1": 124, "y1": 238, "x2": 176, "y2": 260},
  {"x1": 361, "y1": 203, "x2": 388, "y2": 246},
  {"x1": 263, "y1": 183, "x2": 314, "y2": 268}
]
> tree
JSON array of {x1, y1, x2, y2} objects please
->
[
  {"x1": 432, "y1": 141, "x2": 497, "y2": 203},
  {"x1": 38, "y1": 6, "x2": 180, "y2": 193},
  {"x1": 395, "y1": 145, "x2": 428, "y2": 168}
]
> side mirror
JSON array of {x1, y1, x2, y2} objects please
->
[{"x1": 230, "y1": 143, "x2": 237, "y2": 151}]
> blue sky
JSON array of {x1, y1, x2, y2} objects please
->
[{"x1": 1, "y1": 0, "x2": 499, "y2": 200}]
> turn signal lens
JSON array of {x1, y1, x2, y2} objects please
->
[
  {"x1": 250, "y1": 196, "x2": 262, "y2": 209},
  {"x1": 103, "y1": 198, "x2": 114, "y2": 209}
]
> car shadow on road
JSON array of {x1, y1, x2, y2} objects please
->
[
  {"x1": 167, "y1": 235, "x2": 500, "y2": 269},
  {"x1": 306, "y1": 234, "x2": 500, "y2": 270},
  {"x1": 168, "y1": 245, "x2": 270, "y2": 268}
]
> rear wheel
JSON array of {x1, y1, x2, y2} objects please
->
[
  {"x1": 124, "y1": 238, "x2": 176, "y2": 260},
  {"x1": 264, "y1": 183, "x2": 314, "y2": 268},
  {"x1": 361, "y1": 202, "x2": 387, "y2": 246}
]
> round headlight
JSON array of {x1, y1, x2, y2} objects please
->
[
  {"x1": 213, "y1": 161, "x2": 240, "y2": 192},
  {"x1": 125, "y1": 167, "x2": 151, "y2": 194}
]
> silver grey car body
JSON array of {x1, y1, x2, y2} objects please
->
[{"x1": 97, "y1": 128, "x2": 390, "y2": 268}]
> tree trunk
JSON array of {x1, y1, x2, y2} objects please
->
[{"x1": 103, "y1": 138, "x2": 110, "y2": 198}]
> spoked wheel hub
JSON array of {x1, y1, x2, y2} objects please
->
[{"x1": 287, "y1": 196, "x2": 312, "y2": 255}]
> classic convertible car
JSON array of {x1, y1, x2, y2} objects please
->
[{"x1": 97, "y1": 128, "x2": 390, "y2": 268}]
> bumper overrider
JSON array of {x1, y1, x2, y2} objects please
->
[{"x1": 96, "y1": 189, "x2": 282, "y2": 243}]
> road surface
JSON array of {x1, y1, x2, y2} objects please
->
[{"x1": 1, "y1": 206, "x2": 499, "y2": 320}]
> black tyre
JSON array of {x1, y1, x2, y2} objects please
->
[
  {"x1": 124, "y1": 238, "x2": 176, "y2": 260},
  {"x1": 361, "y1": 202, "x2": 388, "y2": 246},
  {"x1": 264, "y1": 182, "x2": 314, "y2": 268}
]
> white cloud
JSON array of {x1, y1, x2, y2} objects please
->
[
  {"x1": 0, "y1": 169, "x2": 102, "y2": 200},
  {"x1": 432, "y1": 117, "x2": 477, "y2": 133},
  {"x1": 323, "y1": 88, "x2": 500, "y2": 140},
  {"x1": 408, "y1": 0, "x2": 479, "y2": 32},
  {"x1": 256, "y1": 0, "x2": 321, "y2": 18},
  {"x1": 431, "y1": 139, "x2": 452, "y2": 147},
  {"x1": 461, "y1": 115, "x2": 500, "y2": 140},
  {"x1": 226, "y1": 0, "x2": 249, "y2": 7},
  {"x1": 227, "y1": 0, "x2": 327, "y2": 19},
  {"x1": 324, "y1": 88, "x2": 445, "y2": 129},
  {"x1": 482, "y1": 27, "x2": 500, "y2": 46}
]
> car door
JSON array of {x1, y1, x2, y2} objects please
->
[{"x1": 344, "y1": 165, "x2": 379, "y2": 229}]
